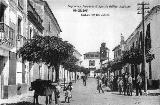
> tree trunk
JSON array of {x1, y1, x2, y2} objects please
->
[
  {"x1": 54, "y1": 65, "x2": 59, "y2": 104},
  {"x1": 52, "y1": 67, "x2": 54, "y2": 82},
  {"x1": 48, "y1": 66, "x2": 49, "y2": 80},
  {"x1": 64, "y1": 68, "x2": 66, "y2": 88},
  {"x1": 69, "y1": 71, "x2": 71, "y2": 82},
  {"x1": 55, "y1": 64, "x2": 60, "y2": 82},
  {"x1": 67, "y1": 70, "x2": 69, "y2": 83},
  {"x1": 75, "y1": 71, "x2": 76, "y2": 83}
]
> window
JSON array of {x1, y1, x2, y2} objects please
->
[
  {"x1": 95, "y1": 54, "x2": 99, "y2": 57},
  {"x1": 139, "y1": 31, "x2": 142, "y2": 49},
  {"x1": 89, "y1": 60, "x2": 95, "y2": 66},
  {"x1": 48, "y1": 22, "x2": 51, "y2": 32},
  {"x1": 146, "y1": 23, "x2": 151, "y2": 51},
  {"x1": 18, "y1": 0, "x2": 24, "y2": 9},
  {"x1": 90, "y1": 54, "x2": 94, "y2": 57},
  {"x1": 86, "y1": 54, "x2": 89, "y2": 58},
  {"x1": 29, "y1": 28, "x2": 32, "y2": 39},
  {"x1": 0, "y1": 5, "x2": 5, "y2": 22},
  {"x1": 136, "y1": 40, "x2": 138, "y2": 48},
  {"x1": 132, "y1": 42, "x2": 134, "y2": 49},
  {"x1": 18, "y1": 18, "x2": 22, "y2": 35}
]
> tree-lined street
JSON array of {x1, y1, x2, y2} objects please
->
[
  {"x1": 2, "y1": 78, "x2": 159, "y2": 105},
  {"x1": 1, "y1": 0, "x2": 160, "y2": 105}
]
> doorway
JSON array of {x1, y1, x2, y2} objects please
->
[{"x1": 0, "y1": 56, "x2": 5, "y2": 99}]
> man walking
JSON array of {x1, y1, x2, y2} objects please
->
[
  {"x1": 83, "y1": 75, "x2": 87, "y2": 86},
  {"x1": 123, "y1": 73, "x2": 128, "y2": 95},
  {"x1": 136, "y1": 73, "x2": 142, "y2": 96},
  {"x1": 128, "y1": 74, "x2": 133, "y2": 96},
  {"x1": 97, "y1": 76, "x2": 104, "y2": 93}
]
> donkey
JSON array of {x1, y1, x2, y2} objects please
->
[{"x1": 30, "y1": 79, "x2": 56, "y2": 105}]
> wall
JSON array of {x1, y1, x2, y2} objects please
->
[
  {"x1": 123, "y1": 6, "x2": 160, "y2": 80},
  {"x1": 148, "y1": 10, "x2": 160, "y2": 80},
  {"x1": 82, "y1": 58, "x2": 100, "y2": 70},
  {"x1": 30, "y1": 63, "x2": 40, "y2": 82},
  {"x1": 9, "y1": 51, "x2": 16, "y2": 85}
]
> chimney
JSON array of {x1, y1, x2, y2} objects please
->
[{"x1": 121, "y1": 33, "x2": 124, "y2": 44}]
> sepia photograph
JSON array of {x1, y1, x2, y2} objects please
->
[{"x1": 0, "y1": 0, "x2": 160, "y2": 105}]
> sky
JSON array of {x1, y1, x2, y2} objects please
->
[{"x1": 46, "y1": 0, "x2": 159, "y2": 59}]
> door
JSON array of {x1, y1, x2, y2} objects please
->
[{"x1": 0, "y1": 56, "x2": 5, "y2": 99}]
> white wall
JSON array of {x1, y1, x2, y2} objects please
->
[
  {"x1": 148, "y1": 10, "x2": 160, "y2": 80},
  {"x1": 82, "y1": 59, "x2": 100, "y2": 69}
]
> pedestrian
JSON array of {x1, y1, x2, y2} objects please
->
[
  {"x1": 94, "y1": 74, "x2": 96, "y2": 78},
  {"x1": 83, "y1": 75, "x2": 87, "y2": 86},
  {"x1": 77, "y1": 75, "x2": 79, "y2": 80},
  {"x1": 118, "y1": 76, "x2": 123, "y2": 95},
  {"x1": 64, "y1": 82, "x2": 73, "y2": 103},
  {"x1": 127, "y1": 74, "x2": 133, "y2": 96},
  {"x1": 55, "y1": 82, "x2": 61, "y2": 105},
  {"x1": 97, "y1": 76, "x2": 104, "y2": 93},
  {"x1": 110, "y1": 75, "x2": 114, "y2": 91},
  {"x1": 136, "y1": 73, "x2": 142, "y2": 96},
  {"x1": 123, "y1": 73, "x2": 128, "y2": 95}
]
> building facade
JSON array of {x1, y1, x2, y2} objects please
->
[
  {"x1": 82, "y1": 52, "x2": 100, "y2": 77},
  {"x1": 112, "y1": 5, "x2": 160, "y2": 89},
  {"x1": 112, "y1": 35, "x2": 125, "y2": 76},
  {"x1": 25, "y1": 0, "x2": 44, "y2": 88},
  {"x1": 124, "y1": 5, "x2": 160, "y2": 81},
  {"x1": 0, "y1": 0, "x2": 29, "y2": 99},
  {"x1": 31, "y1": 0, "x2": 62, "y2": 82},
  {"x1": 0, "y1": 0, "x2": 61, "y2": 99}
]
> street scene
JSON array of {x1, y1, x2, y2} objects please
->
[
  {"x1": 0, "y1": 0, "x2": 160, "y2": 105},
  {"x1": 0, "y1": 78, "x2": 160, "y2": 105}
]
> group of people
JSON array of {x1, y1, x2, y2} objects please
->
[
  {"x1": 96, "y1": 76, "x2": 104, "y2": 93},
  {"x1": 54, "y1": 82, "x2": 73, "y2": 105},
  {"x1": 117, "y1": 73, "x2": 143, "y2": 96},
  {"x1": 117, "y1": 73, "x2": 133, "y2": 96},
  {"x1": 55, "y1": 74, "x2": 88, "y2": 104},
  {"x1": 95, "y1": 72, "x2": 143, "y2": 96}
]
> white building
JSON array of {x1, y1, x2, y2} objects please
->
[
  {"x1": 82, "y1": 52, "x2": 101, "y2": 77},
  {"x1": 0, "y1": 0, "x2": 62, "y2": 99},
  {"x1": 124, "y1": 5, "x2": 160, "y2": 81}
]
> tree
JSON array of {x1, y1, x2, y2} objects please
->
[
  {"x1": 80, "y1": 67, "x2": 90, "y2": 74},
  {"x1": 122, "y1": 48, "x2": 143, "y2": 65},
  {"x1": 62, "y1": 55, "x2": 79, "y2": 72},
  {"x1": 18, "y1": 35, "x2": 74, "y2": 82},
  {"x1": 62, "y1": 55, "x2": 79, "y2": 82},
  {"x1": 110, "y1": 59, "x2": 123, "y2": 73}
]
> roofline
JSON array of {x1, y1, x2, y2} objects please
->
[
  {"x1": 33, "y1": 0, "x2": 62, "y2": 33},
  {"x1": 112, "y1": 45, "x2": 120, "y2": 51},
  {"x1": 74, "y1": 49, "x2": 82, "y2": 56},
  {"x1": 126, "y1": 5, "x2": 160, "y2": 43},
  {"x1": 43, "y1": 1, "x2": 62, "y2": 32},
  {"x1": 84, "y1": 51, "x2": 100, "y2": 55}
]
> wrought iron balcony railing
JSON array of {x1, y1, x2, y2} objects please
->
[{"x1": 0, "y1": 22, "x2": 15, "y2": 47}]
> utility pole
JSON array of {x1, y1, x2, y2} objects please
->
[{"x1": 137, "y1": 1, "x2": 150, "y2": 92}]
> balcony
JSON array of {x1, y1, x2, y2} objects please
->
[
  {"x1": 27, "y1": 0, "x2": 44, "y2": 33},
  {"x1": 0, "y1": 22, "x2": 15, "y2": 48}
]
